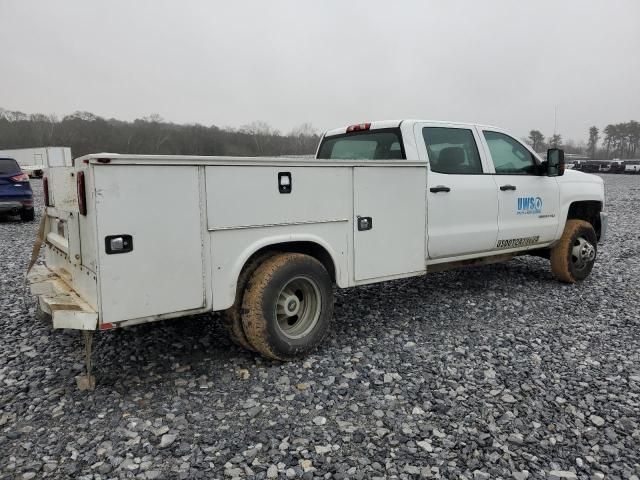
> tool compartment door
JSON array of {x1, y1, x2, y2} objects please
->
[
  {"x1": 94, "y1": 165, "x2": 205, "y2": 324},
  {"x1": 353, "y1": 166, "x2": 426, "y2": 281}
]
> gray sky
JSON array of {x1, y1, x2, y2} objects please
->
[{"x1": 1, "y1": 0, "x2": 638, "y2": 142}]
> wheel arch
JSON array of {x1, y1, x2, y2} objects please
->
[
  {"x1": 243, "y1": 240, "x2": 338, "y2": 282},
  {"x1": 221, "y1": 234, "x2": 344, "y2": 312},
  {"x1": 566, "y1": 200, "x2": 603, "y2": 240}
]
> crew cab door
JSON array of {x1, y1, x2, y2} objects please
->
[
  {"x1": 416, "y1": 123, "x2": 499, "y2": 259},
  {"x1": 478, "y1": 130, "x2": 560, "y2": 246}
]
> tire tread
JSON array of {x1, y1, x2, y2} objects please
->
[
  {"x1": 242, "y1": 253, "x2": 331, "y2": 361},
  {"x1": 222, "y1": 252, "x2": 274, "y2": 351}
]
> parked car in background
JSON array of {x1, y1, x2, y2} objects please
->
[
  {"x1": 580, "y1": 162, "x2": 601, "y2": 173},
  {"x1": 598, "y1": 162, "x2": 611, "y2": 173},
  {"x1": 625, "y1": 160, "x2": 640, "y2": 174},
  {"x1": 608, "y1": 160, "x2": 623, "y2": 173},
  {"x1": 0, "y1": 157, "x2": 34, "y2": 221}
]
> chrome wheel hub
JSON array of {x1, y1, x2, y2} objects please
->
[
  {"x1": 571, "y1": 236, "x2": 596, "y2": 271},
  {"x1": 281, "y1": 294, "x2": 301, "y2": 316},
  {"x1": 275, "y1": 276, "x2": 321, "y2": 339}
]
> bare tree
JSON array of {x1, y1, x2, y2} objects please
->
[
  {"x1": 240, "y1": 121, "x2": 279, "y2": 136},
  {"x1": 602, "y1": 122, "x2": 640, "y2": 159},
  {"x1": 587, "y1": 126, "x2": 599, "y2": 159},
  {"x1": 141, "y1": 113, "x2": 164, "y2": 123},
  {"x1": 549, "y1": 134, "x2": 562, "y2": 148},
  {"x1": 527, "y1": 130, "x2": 545, "y2": 151},
  {"x1": 239, "y1": 121, "x2": 281, "y2": 155},
  {"x1": 290, "y1": 123, "x2": 318, "y2": 152}
]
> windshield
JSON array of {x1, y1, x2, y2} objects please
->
[
  {"x1": 0, "y1": 158, "x2": 20, "y2": 175},
  {"x1": 317, "y1": 128, "x2": 405, "y2": 160}
]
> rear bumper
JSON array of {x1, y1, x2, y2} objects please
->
[
  {"x1": 0, "y1": 200, "x2": 31, "y2": 213},
  {"x1": 0, "y1": 201, "x2": 22, "y2": 212},
  {"x1": 27, "y1": 264, "x2": 98, "y2": 330}
]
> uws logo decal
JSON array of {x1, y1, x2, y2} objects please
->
[{"x1": 517, "y1": 196, "x2": 542, "y2": 215}]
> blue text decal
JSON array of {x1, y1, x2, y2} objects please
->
[{"x1": 517, "y1": 196, "x2": 542, "y2": 215}]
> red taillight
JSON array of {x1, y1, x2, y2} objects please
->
[
  {"x1": 43, "y1": 177, "x2": 51, "y2": 207},
  {"x1": 346, "y1": 123, "x2": 371, "y2": 133},
  {"x1": 9, "y1": 172, "x2": 29, "y2": 182},
  {"x1": 77, "y1": 171, "x2": 87, "y2": 216}
]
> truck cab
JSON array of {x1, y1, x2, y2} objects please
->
[{"x1": 317, "y1": 120, "x2": 605, "y2": 263}]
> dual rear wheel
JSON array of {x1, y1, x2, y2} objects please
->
[{"x1": 223, "y1": 253, "x2": 333, "y2": 360}]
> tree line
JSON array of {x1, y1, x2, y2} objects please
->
[
  {"x1": 527, "y1": 120, "x2": 640, "y2": 159},
  {"x1": 3, "y1": 107, "x2": 638, "y2": 160},
  {"x1": 0, "y1": 108, "x2": 320, "y2": 158}
]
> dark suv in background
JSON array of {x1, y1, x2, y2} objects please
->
[{"x1": 0, "y1": 157, "x2": 34, "y2": 221}]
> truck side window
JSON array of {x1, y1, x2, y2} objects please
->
[
  {"x1": 422, "y1": 127, "x2": 483, "y2": 174},
  {"x1": 483, "y1": 131, "x2": 537, "y2": 175}
]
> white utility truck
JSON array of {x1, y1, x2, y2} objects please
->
[
  {"x1": 0, "y1": 146, "x2": 72, "y2": 178},
  {"x1": 27, "y1": 120, "x2": 607, "y2": 386}
]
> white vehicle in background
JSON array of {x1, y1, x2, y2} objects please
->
[
  {"x1": 625, "y1": 160, "x2": 640, "y2": 173},
  {"x1": 0, "y1": 147, "x2": 72, "y2": 178},
  {"x1": 598, "y1": 162, "x2": 612, "y2": 173},
  {"x1": 27, "y1": 120, "x2": 607, "y2": 388}
]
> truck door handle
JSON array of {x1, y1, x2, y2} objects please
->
[
  {"x1": 105, "y1": 234, "x2": 133, "y2": 254},
  {"x1": 278, "y1": 172, "x2": 292, "y2": 194},
  {"x1": 429, "y1": 185, "x2": 451, "y2": 193},
  {"x1": 500, "y1": 184, "x2": 516, "y2": 191},
  {"x1": 357, "y1": 216, "x2": 373, "y2": 231}
]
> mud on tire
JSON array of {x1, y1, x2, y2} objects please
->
[
  {"x1": 222, "y1": 252, "x2": 274, "y2": 351},
  {"x1": 550, "y1": 219, "x2": 598, "y2": 283},
  {"x1": 241, "y1": 253, "x2": 333, "y2": 361}
]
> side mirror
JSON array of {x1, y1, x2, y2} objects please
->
[{"x1": 546, "y1": 148, "x2": 565, "y2": 177}]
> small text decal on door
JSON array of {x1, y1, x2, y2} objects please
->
[{"x1": 496, "y1": 236, "x2": 540, "y2": 248}]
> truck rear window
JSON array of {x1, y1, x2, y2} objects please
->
[
  {"x1": 0, "y1": 158, "x2": 20, "y2": 175},
  {"x1": 317, "y1": 128, "x2": 405, "y2": 160}
]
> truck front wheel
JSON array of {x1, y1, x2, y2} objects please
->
[
  {"x1": 550, "y1": 219, "x2": 597, "y2": 283},
  {"x1": 241, "y1": 253, "x2": 333, "y2": 361}
]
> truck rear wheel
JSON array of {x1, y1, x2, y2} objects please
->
[
  {"x1": 550, "y1": 219, "x2": 597, "y2": 283},
  {"x1": 222, "y1": 252, "x2": 274, "y2": 351},
  {"x1": 241, "y1": 253, "x2": 333, "y2": 361}
]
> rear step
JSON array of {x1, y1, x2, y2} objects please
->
[{"x1": 27, "y1": 264, "x2": 97, "y2": 330}]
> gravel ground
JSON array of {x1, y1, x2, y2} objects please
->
[{"x1": 1, "y1": 175, "x2": 639, "y2": 480}]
